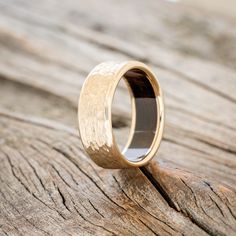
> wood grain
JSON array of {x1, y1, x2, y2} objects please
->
[{"x1": 0, "y1": 0, "x2": 235, "y2": 235}]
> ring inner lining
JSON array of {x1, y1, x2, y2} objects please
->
[{"x1": 122, "y1": 69, "x2": 158, "y2": 162}]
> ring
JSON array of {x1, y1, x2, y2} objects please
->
[{"x1": 78, "y1": 61, "x2": 164, "y2": 168}]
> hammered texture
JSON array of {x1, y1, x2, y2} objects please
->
[
  {"x1": 79, "y1": 61, "x2": 128, "y2": 168},
  {"x1": 78, "y1": 61, "x2": 164, "y2": 168}
]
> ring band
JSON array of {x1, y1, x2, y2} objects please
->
[{"x1": 78, "y1": 61, "x2": 164, "y2": 168}]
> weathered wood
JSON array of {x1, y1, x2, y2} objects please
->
[
  {"x1": 0, "y1": 0, "x2": 236, "y2": 235},
  {"x1": 0, "y1": 111, "x2": 210, "y2": 236},
  {"x1": 144, "y1": 162, "x2": 236, "y2": 236}
]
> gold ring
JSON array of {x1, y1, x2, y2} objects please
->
[{"x1": 78, "y1": 61, "x2": 164, "y2": 169}]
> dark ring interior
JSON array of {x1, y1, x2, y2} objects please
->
[{"x1": 122, "y1": 69, "x2": 158, "y2": 162}]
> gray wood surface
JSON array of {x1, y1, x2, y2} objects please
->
[{"x1": 0, "y1": 0, "x2": 235, "y2": 235}]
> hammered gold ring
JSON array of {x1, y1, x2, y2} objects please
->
[{"x1": 78, "y1": 61, "x2": 164, "y2": 169}]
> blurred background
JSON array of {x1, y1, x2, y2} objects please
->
[{"x1": 176, "y1": 0, "x2": 236, "y2": 19}]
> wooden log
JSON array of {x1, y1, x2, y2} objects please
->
[
  {"x1": 0, "y1": 111, "x2": 210, "y2": 236},
  {"x1": 0, "y1": 0, "x2": 235, "y2": 235}
]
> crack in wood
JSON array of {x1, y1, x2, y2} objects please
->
[
  {"x1": 52, "y1": 146, "x2": 127, "y2": 212},
  {"x1": 141, "y1": 167, "x2": 213, "y2": 236},
  {"x1": 140, "y1": 167, "x2": 178, "y2": 210},
  {"x1": 0, "y1": 2, "x2": 236, "y2": 234}
]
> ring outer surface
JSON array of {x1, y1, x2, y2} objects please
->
[{"x1": 78, "y1": 61, "x2": 164, "y2": 169}]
